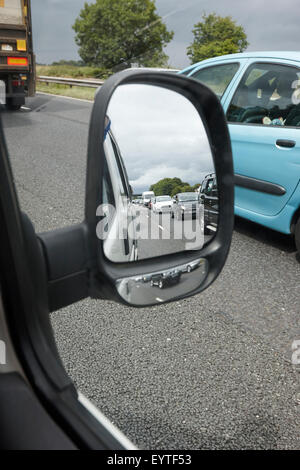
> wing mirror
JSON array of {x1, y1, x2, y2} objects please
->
[
  {"x1": 84, "y1": 70, "x2": 234, "y2": 307},
  {"x1": 38, "y1": 70, "x2": 234, "y2": 311}
]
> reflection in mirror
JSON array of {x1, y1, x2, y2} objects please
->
[
  {"x1": 116, "y1": 258, "x2": 208, "y2": 306},
  {"x1": 98, "y1": 84, "x2": 218, "y2": 264}
]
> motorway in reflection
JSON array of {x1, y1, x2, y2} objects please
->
[
  {"x1": 117, "y1": 256, "x2": 208, "y2": 306},
  {"x1": 132, "y1": 205, "x2": 213, "y2": 260}
]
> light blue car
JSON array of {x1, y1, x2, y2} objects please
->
[{"x1": 180, "y1": 52, "x2": 300, "y2": 253}]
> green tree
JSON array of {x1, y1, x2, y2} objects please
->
[
  {"x1": 187, "y1": 13, "x2": 248, "y2": 64},
  {"x1": 171, "y1": 184, "x2": 194, "y2": 197},
  {"x1": 150, "y1": 177, "x2": 181, "y2": 196},
  {"x1": 170, "y1": 185, "x2": 183, "y2": 197},
  {"x1": 73, "y1": 0, "x2": 174, "y2": 70},
  {"x1": 149, "y1": 177, "x2": 198, "y2": 197},
  {"x1": 179, "y1": 184, "x2": 193, "y2": 193}
]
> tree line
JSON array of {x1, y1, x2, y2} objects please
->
[
  {"x1": 150, "y1": 178, "x2": 200, "y2": 197},
  {"x1": 72, "y1": 1, "x2": 248, "y2": 71}
]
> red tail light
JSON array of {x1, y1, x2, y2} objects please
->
[{"x1": 12, "y1": 80, "x2": 24, "y2": 87}]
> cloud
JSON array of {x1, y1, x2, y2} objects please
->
[
  {"x1": 32, "y1": 0, "x2": 300, "y2": 66},
  {"x1": 107, "y1": 84, "x2": 214, "y2": 193}
]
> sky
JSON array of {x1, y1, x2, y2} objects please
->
[
  {"x1": 31, "y1": 0, "x2": 300, "y2": 67},
  {"x1": 107, "y1": 84, "x2": 214, "y2": 193}
]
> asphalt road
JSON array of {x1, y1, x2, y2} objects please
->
[
  {"x1": 131, "y1": 206, "x2": 209, "y2": 260},
  {"x1": 1, "y1": 93, "x2": 300, "y2": 449}
]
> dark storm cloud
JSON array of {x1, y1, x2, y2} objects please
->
[{"x1": 32, "y1": 0, "x2": 300, "y2": 66}]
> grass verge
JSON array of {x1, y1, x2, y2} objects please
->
[{"x1": 36, "y1": 82, "x2": 97, "y2": 101}]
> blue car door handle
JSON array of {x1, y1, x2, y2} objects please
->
[{"x1": 276, "y1": 139, "x2": 296, "y2": 148}]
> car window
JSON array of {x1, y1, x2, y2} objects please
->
[
  {"x1": 227, "y1": 62, "x2": 300, "y2": 127},
  {"x1": 178, "y1": 193, "x2": 198, "y2": 201},
  {"x1": 206, "y1": 179, "x2": 214, "y2": 193},
  {"x1": 200, "y1": 180, "x2": 207, "y2": 193},
  {"x1": 212, "y1": 178, "x2": 218, "y2": 197},
  {"x1": 191, "y1": 62, "x2": 240, "y2": 99}
]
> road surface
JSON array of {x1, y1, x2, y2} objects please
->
[{"x1": 1, "y1": 93, "x2": 299, "y2": 449}]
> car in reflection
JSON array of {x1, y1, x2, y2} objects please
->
[
  {"x1": 103, "y1": 117, "x2": 138, "y2": 261},
  {"x1": 150, "y1": 269, "x2": 181, "y2": 289},
  {"x1": 172, "y1": 192, "x2": 200, "y2": 220},
  {"x1": 180, "y1": 52, "x2": 300, "y2": 253},
  {"x1": 182, "y1": 260, "x2": 200, "y2": 273},
  {"x1": 134, "y1": 274, "x2": 152, "y2": 283},
  {"x1": 142, "y1": 190, "x2": 155, "y2": 207},
  {"x1": 152, "y1": 195, "x2": 173, "y2": 213},
  {"x1": 199, "y1": 173, "x2": 218, "y2": 234}
]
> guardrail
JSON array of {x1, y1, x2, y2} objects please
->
[
  {"x1": 37, "y1": 76, "x2": 104, "y2": 88},
  {"x1": 37, "y1": 69, "x2": 180, "y2": 89}
]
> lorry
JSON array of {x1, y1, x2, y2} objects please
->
[{"x1": 0, "y1": 0, "x2": 35, "y2": 110}]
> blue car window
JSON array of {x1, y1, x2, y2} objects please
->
[
  {"x1": 190, "y1": 62, "x2": 239, "y2": 99},
  {"x1": 227, "y1": 62, "x2": 300, "y2": 127}
]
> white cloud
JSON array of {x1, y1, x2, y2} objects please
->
[{"x1": 107, "y1": 84, "x2": 214, "y2": 192}]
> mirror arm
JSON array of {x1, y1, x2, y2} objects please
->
[{"x1": 38, "y1": 223, "x2": 90, "y2": 312}]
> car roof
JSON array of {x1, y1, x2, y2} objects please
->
[{"x1": 181, "y1": 51, "x2": 300, "y2": 73}]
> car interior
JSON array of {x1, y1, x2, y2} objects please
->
[{"x1": 227, "y1": 66, "x2": 300, "y2": 126}]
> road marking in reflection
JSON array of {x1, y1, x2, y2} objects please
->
[
  {"x1": 207, "y1": 225, "x2": 217, "y2": 232},
  {"x1": 156, "y1": 297, "x2": 164, "y2": 302},
  {"x1": 21, "y1": 106, "x2": 31, "y2": 111},
  {"x1": 158, "y1": 225, "x2": 164, "y2": 231}
]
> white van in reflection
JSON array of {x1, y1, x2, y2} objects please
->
[{"x1": 142, "y1": 191, "x2": 155, "y2": 207}]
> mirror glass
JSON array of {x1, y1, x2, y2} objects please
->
[{"x1": 98, "y1": 84, "x2": 218, "y2": 263}]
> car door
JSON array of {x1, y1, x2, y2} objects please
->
[{"x1": 224, "y1": 60, "x2": 300, "y2": 223}]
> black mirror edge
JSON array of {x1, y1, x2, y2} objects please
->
[{"x1": 84, "y1": 69, "x2": 234, "y2": 308}]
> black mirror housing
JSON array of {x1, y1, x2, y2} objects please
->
[{"x1": 83, "y1": 69, "x2": 234, "y2": 307}]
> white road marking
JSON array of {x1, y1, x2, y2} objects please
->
[
  {"x1": 156, "y1": 297, "x2": 164, "y2": 303},
  {"x1": 21, "y1": 106, "x2": 31, "y2": 111},
  {"x1": 78, "y1": 392, "x2": 137, "y2": 450}
]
